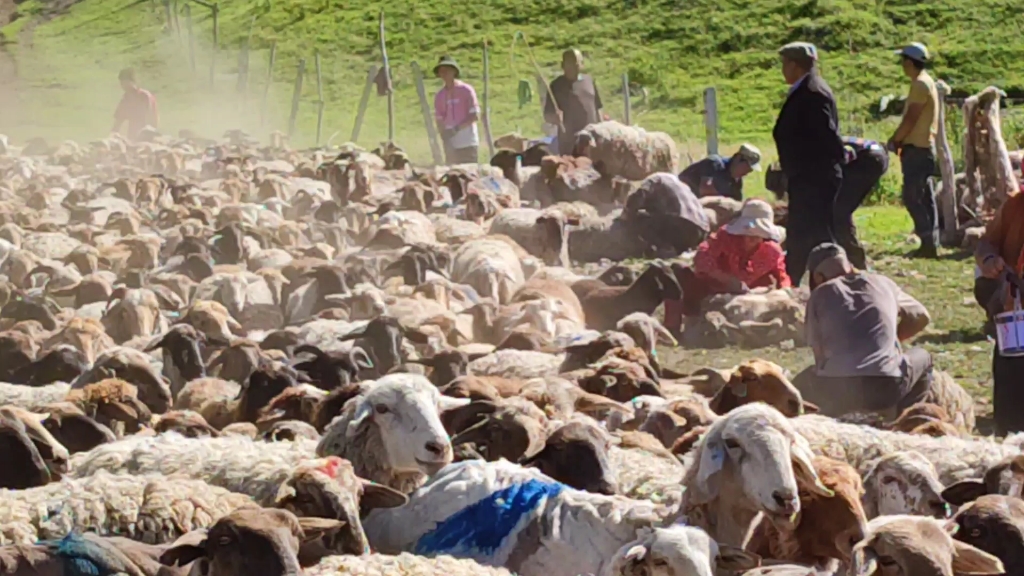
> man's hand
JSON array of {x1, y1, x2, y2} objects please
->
[
  {"x1": 699, "y1": 180, "x2": 717, "y2": 198},
  {"x1": 981, "y1": 255, "x2": 1007, "y2": 279},
  {"x1": 885, "y1": 138, "x2": 899, "y2": 153}
]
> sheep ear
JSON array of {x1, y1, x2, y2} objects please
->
[
  {"x1": 274, "y1": 481, "x2": 297, "y2": 505},
  {"x1": 360, "y1": 480, "x2": 409, "y2": 510},
  {"x1": 951, "y1": 539, "x2": 1005, "y2": 575},
  {"x1": 692, "y1": 438, "x2": 726, "y2": 504},
  {"x1": 801, "y1": 401, "x2": 819, "y2": 414},
  {"x1": 159, "y1": 539, "x2": 207, "y2": 567},
  {"x1": 338, "y1": 325, "x2": 368, "y2": 341},
  {"x1": 346, "y1": 400, "x2": 373, "y2": 438},
  {"x1": 853, "y1": 546, "x2": 878, "y2": 576},
  {"x1": 623, "y1": 543, "x2": 647, "y2": 563},
  {"x1": 438, "y1": 396, "x2": 472, "y2": 412},
  {"x1": 716, "y1": 545, "x2": 761, "y2": 572},
  {"x1": 297, "y1": 517, "x2": 347, "y2": 542},
  {"x1": 792, "y1": 441, "x2": 833, "y2": 497},
  {"x1": 941, "y1": 480, "x2": 988, "y2": 506}
]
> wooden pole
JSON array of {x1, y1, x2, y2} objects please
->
[
  {"x1": 209, "y1": 3, "x2": 219, "y2": 89},
  {"x1": 378, "y1": 10, "x2": 394, "y2": 143},
  {"x1": 288, "y1": 58, "x2": 306, "y2": 139},
  {"x1": 935, "y1": 80, "x2": 959, "y2": 245},
  {"x1": 315, "y1": 51, "x2": 325, "y2": 146},
  {"x1": 163, "y1": 0, "x2": 172, "y2": 30},
  {"x1": 622, "y1": 73, "x2": 631, "y2": 125},
  {"x1": 703, "y1": 87, "x2": 718, "y2": 156},
  {"x1": 412, "y1": 61, "x2": 444, "y2": 166},
  {"x1": 482, "y1": 40, "x2": 495, "y2": 159},
  {"x1": 351, "y1": 65, "x2": 377, "y2": 143},
  {"x1": 260, "y1": 41, "x2": 276, "y2": 127},
  {"x1": 236, "y1": 15, "x2": 256, "y2": 96},
  {"x1": 184, "y1": 3, "x2": 196, "y2": 76},
  {"x1": 172, "y1": 0, "x2": 180, "y2": 37}
]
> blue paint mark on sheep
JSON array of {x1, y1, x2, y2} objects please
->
[
  {"x1": 40, "y1": 533, "x2": 123, "y2": 576},
  {"x1": 414, "y1": 479, "x2": 564, "y2": 558}
]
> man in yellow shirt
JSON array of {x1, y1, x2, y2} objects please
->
[{"x1": 887, "y1": 43, "x2": 940, "y2": 259}]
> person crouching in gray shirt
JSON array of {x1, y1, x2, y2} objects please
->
[{"x1": 792, "y1": 242, "x2": 933, "y2": 419}]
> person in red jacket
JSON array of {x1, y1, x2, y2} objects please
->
[
  {"x1": 664, "y1": 199, "x2": 791, "y2": 336},
  {"x1": 112, "y1": 68, "x2": 159, "y2": 141}
]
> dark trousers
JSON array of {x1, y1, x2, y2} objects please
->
[
  {"x1": 663, "y1": 265, "x2": 719, "y2": 332},
  {"x1": 793, "y1": 347, "x2": 933, "y2": 418},
  {"x1": 630, "y1": 215, "x2": 707, "y2": 259},
  {"x1": 900, "y1": 145, "x2": 939, "y2": 248},
  {"x1": 444, "y1": 144, "x2": 479, "y2": 165},
  {"x1": 975, "y1": 276, "x2": 1001, "y2": 318},
  {"x1": 785, "y1": 174, "x2": 841, "y2": 286},
  {"x1": 836, "y1": 148, "x2": 888, "y2": 269},
  {"x1": 993, "y1": 346, "x2": 1024, "y2": 435}
]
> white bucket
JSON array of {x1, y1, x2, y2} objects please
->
[{"x1": 995, "y1": 296, "x2": 1024, "y2": 357}]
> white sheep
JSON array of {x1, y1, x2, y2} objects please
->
[
  {"x1": 791, "y1": 414, "x2": 1018, "y2": 484},
  {"x1": 451, "y1": 238, "x2": 525, "y2": 305},
  {"x1": 307, "y1": 553, "x2": 514, "y2": 576},
  {"x1": 467, "y1": 349, "x2": 565, "y2": 380},
  {"x1": 316, "y1": 373, "x2": 468, "y2": 493},
  {"x1": 363, "y1": 459, "x2": 700, "y2": 576},
  {"x1": 575, "y1": 121, "x2": 678, "y2": 180},
  {"x1": 861, "y1": 451, "x2": 949, "y2": 519},
  {"x1": 487, "y1": 208, "x2": 576, "y2": 267},
  {"x1": 0, "y1": 382, "x2": 70, "y2": 411},
  {"x1": 0, "y1": 471, "x2": 254, "y2": 545}
]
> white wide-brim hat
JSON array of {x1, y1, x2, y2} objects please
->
[{"x1": 724, "y1": 199, "x2": 782, "y2": 242}]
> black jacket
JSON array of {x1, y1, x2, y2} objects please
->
[{"x1": 772, "y1": 72, "x2": 845, "y2": 185}]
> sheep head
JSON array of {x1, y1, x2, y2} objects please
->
[
  {"x1": 520, "y1": 419, "x2": 617, "y2": 495},
  {"x1": 0, "y1": 407, "x2": 54, "y2": 488},
  {"x1": 274, "y1": 456, "x2": 406, "y2": 556},
  {"x1": 864, "y1": 451, "x2": 949, "y2": 519},
  {"x1": 853, "y1": 515, "x2": 1003, "y2": 576},
  {"x1": 682, "y1": 403, "x2": 829, "y2": 546},
  {"x1": 949, "y1": 495, "x2": 1024, "y2": 575},
  {"x1": 710, "y1": 359, "x2": 815, "y2": 418},
  {"x1": 943, "y1": 454, "x2": 1024, "y2": 506},
  {"x1": 605, "y1": 525, "x2": 759, "y2": 576},
  {"x1": 316, "y1": 374, "x2": 467, "y2": 491}
]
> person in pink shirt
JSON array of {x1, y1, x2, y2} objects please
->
[
  {"x1": 433, "y1": 56, "x2": 479, "y2": 165},
  {"x1": 112, "y1": 68, "x2": 159, "y2": 141}
]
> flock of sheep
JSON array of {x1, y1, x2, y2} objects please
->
[{"x1": 0, "y1": 122, "x2": 1019, "y2": 576}]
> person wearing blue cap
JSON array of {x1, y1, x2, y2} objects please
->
[
  {"x1": 888, "y1": 43, "x2": 940, "y2": 259},
  {"x1": 772, "y1": 42, "x2": 846, "y2": 286}
]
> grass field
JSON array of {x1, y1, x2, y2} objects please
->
[{"x1": 0, "y1": 0, "x2": 1005, "y2": 423}]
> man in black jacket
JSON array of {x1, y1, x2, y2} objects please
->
[{"x1": 772, "y1": 42, "x2": 846, "y2": 286}]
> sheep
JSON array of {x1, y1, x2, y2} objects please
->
[
  {"x1": 675, "y1": 404, "x2": 831, "y2": 547},
  {"x1": 0, "y1": 382, "x2": 70, "y2": 411},
  {"x1": 861, "y1": 451, "x2": 950, "y2": 519},
  {"x1": 0, "y1": 407, "x2": 56, "y2": 489},
  {"x1": 307, "y1": 553, "x2": 515, "y2": 576},
  {"x1": 0, "y1": 471, "x2": 255, "y2": 545},
  {"x1": 364, "y1": 456, "x2": 761, "y2": 576},
  {"x1": 948, "y1": 495, "x2": 1024, "y2": 575},
  {"x1": 184, "y1": 365, "x2": 297, "y2": 430},
  {"x1": 853, "y1": 515, "x2": 1004, "y2": 576},
  {"x1": 144, "y1": 324, "x2": 207, "y2": 398},
  {"x1": 157, "y1": 507, "x2": 347, "y2": 576},
  {"x1": 790, "y1": 414, "x2": 1019, "y2": 485},
  {"x1": 919, "y1": 371, "x2": 976, "y2": 434},
  {"x1": 154, "y1": 410, "x2": 221, "y2": 438},
  {"x1": 102, "y1": 287, "x2": 167, "y2": 345},
  {"x1": 574, "y1": 121, "x2": 679, "y2": 180},
  {"x1": 518, "y1": 420, "x2": 617, "y2": 495},
  {"x1": 0, "y1": 531, "x2": 193, "y2": 576},
  {"x1": 451, "y1": 238, "x2": 526, "y2": 306},
  {"x1": 467, "y1": 350, "x2": 564, "y2": 380},
  {"x1": 708, "y1": 359, "x2": 815, "y2": 418},
  {"x1": 316, "y1": 373, "x2": 468, "y2": 493},
  {"x1": 64, "y1": 378, "x2": 152, "y2": 436},
  {"x1": 71, "y1": 347, "x2": 172, "y2": 415},
  {"x1": 9, "y1": 345, "x2": 89, "y2": 387},
  {"x1": 579, "y1": 263, "x2": 682, "y2": 331},
  {"x1": 38, "y1": 402, "x2": 116, "y2": 453},
  {"x1": 941, "y1": 454, "x2": 1024, "y2": 506},
  {"x1": 745, "y1": 457, "x2": 867, "y2": 570},
  {"x1": 487, "y1": 209, "x2": 579, "y2": 267}
]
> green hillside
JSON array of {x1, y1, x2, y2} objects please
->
[{"x1": 3, "y1": 0, "x2": 1024, "y2": 172}]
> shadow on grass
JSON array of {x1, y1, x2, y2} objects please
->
[{"x1": 917, "y1": 329, "x2": 988, "y2": 345}]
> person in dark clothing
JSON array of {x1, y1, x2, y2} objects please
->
[
  {"x1": 544, "y1": 49, "x2": 605, "y2": 155},
  {"x1": 623, "y1": 172, "x2": 709, "y2": 257},
  {"x1": 678, "y1": 144, "x2": 762, "y2": 201},
  {"x1": 772, "y1": 42, "x2": 845, "y2": 286},
  {"x1": 765, "y1": 137, "x2": 887, "y2": 270}
]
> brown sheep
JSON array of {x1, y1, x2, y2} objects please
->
[
  {"x1": 949, "y1": 495, "x2": 1024, "y2": 575},
  {"x1": 578, "y1": 263, "x2": 682, "y2": 331},
  {"x1": 520, "y1": 420, "x2": 618, "y2": 495},
  {"x1": 256, "y1": 387, "x2": 325, "y2": 431},
  {"x1": 889, "y1": 402, "x2": 956, "y2": 434},
  {"x1": 0, "y1": 407, "x2": 55, "y2": 489},
  {"x1": 853, "y1": 515, "x2": 1003, "y2": 576},
  {"x1": 38, "y1": 401, "x2": 116, "y2": 453},
  {"x1": 710, "y1": 359, "x2": 817, "y2": 418},
  {"x1": 159, "y1": 508, "x2": 347, "y2": 576},
  {"x1": 154, "y1": 410, "x2": 221, "y2": 438},
  {"x1": 65, "y1": 378, "x2": 152, "y2": 436},
  {"x1": 746, "y1": 457, "x2": 868, "y2": 567},
  {"x1": 670, "y1": 425, "x2": 709, "y2": 457}
]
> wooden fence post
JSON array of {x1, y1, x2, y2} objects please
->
[
  {"x1": 351, "y1": 65, "x2": 377, "y2": 143},
  {"x1": 236, "y1": 15, "x2": 256, "y2": 96},
  {"x1": 260, "y1": 41, "x2": 276, "y2": 127},
  {"x1": 703, "y1": 87, "x2": 718, "y2": 156},
  {"x1": 412, "y1": 61, "x2": 444, "y2": 166},
  {"x1": 183, "y1": 3, "x2": 196, "y2": 75},
  {"x1": 622, "y1": 73, "x2": 631, "y2": 125},
  {"x1": 163, "y1": 0, "x2": 172, "y2": 29},
  {"x1": 379, "y1": 10, "x2": 394, "y2": 143},
  {"x1": 936, "y1": 80, "x2": 959, "y2": 245},
  {"x1": 482, "y1": 40, "x2": 495, "y2": 158},
  {"x1": 288, "y1": 58, "x2": 306, "y2": 139},
  {"x1": 314, "y1": 51, "x2": 325, "y2": 146},
  {"x1": 209, "y1": 3, "x2": 219, "y2": 89}
]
